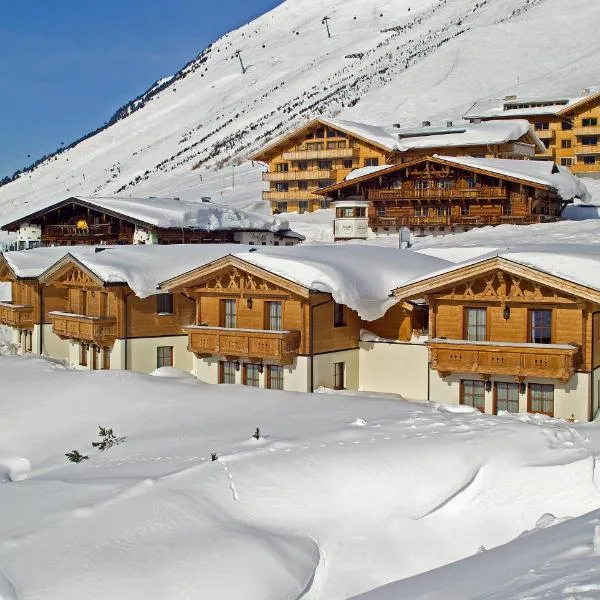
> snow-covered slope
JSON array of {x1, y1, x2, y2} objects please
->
[
  {"x1": 2, "y1": 354, "x2": 600, "y2": 599},
  {"x1": 1, "y1": 0, "x2": 599, "y2": 219}
]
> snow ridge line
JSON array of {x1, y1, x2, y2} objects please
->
[
  {"x1": 0, "y1": 562, "x2": 19, "y2": 600},
  {"x1": 411, "y1": 465, "x2": 481, "y2": 520}
]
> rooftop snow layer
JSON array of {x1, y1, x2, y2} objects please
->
[
  {"x1": 1, "y1": 196, "x2": 290, "y2": 233},
  {"x1": 345, "y1": 165, "x2": 391, "y2": 181},
  {"x1": 231, "y1": 244, "x2": 451, "y2": 321},
  {"x1": 433, "y1": 155, "x2": 591, "y2": 202}
]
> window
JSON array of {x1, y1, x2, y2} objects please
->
[
  {"x1": 315, "y1": 127, "x2": 325, "y2": 138},
  {"x1": 221, "y1": 299, "x2": 237, "y2": 328},
  {"x1": 582, "y1": 118, "x2": 598, "y2": 127},
  {"x1": 243, "y1": 363, "x2": 260, "y2": 387},
  {"x1": 561, "y1": 139, "x2": 572, "y2": 149},
  {"x1": 343, "y1": 159, "x2": 353, "y2": 169},
  {"x1": 80, "y1": 290, "x2": 88, "y2": 316},
  {"x1": 466, "y1": 178, "x2": 476, "y2": 189},
  {"x1": 341, "y1": 207, "x2": 354, "y2": 218},
  {"x1": 460, "y1": 204, "x2": 470, "y2": 216},
  {"x1": 156, "y1": 293, "x2": 173, "y2": 314},
  {"x1": 298, "y1": 181, "x2": 308, "y2": 190},
  {"x1": 333, "y1": 362, "x2": 345, "y2": 390},
  {"x1": 414, "y1": 206, "x2": 428, "y2": 217},
  {"x1": 437, "y1": 205, "x2": 450, "y2": 217},
  {"x1": 266, "y1": 301, "x2": 282, "y2": 331},
  {"x1": 377, "y1": 205, "x2": 386, "y2": 217},
  {"x1": 275, "y1": 183, "x2": 289, "y2": 192},
  {"x1": 333, "y1": 302, "x2": 346, "y2": 327},
  {"x1": 297, "y1": 161, "x2": 308, "y2": 171},
  {"x1": 365, "y1": 158, "x2": 379, "y2": 167},
  {"x1": 415, "y1": 180, "x2": 429, "y2": 190},
  {"x1": 502, "y1": 204, "x2": 512, "y2": 216},
  {"x1": 529, "y1": 383, "x2": 554, "y2": 416},
  {"x1": 465, "y1": 308, "x2": 486, "y2": 341},
  {"x1": 157, "y1": 346, "x2": 173, "y2": 368},
  {"x1": 437, "y1": 179, "x2": 452, "y2": 190},
  {"x1": 92, "y1": 345, "x2": 101, "y2": 370},
  {"x1": 220, "y1": 361, "x2": 237, "y2": 384},
  {"x1": 267, "y1": 365, "x2": 284, "y2": 390},
  {"x1": 298, "y1": 200, "x2": 309, "y2": 214},
  {"x1": 275, "y1": 163, "x2": 289, "y2": 172},
  {"x1": 318, "y1": 160, "x2": 333, "y2": 170},
  {"x1": 461, "y1": 380, "x2": 485, "y2": 411},
  {"x1": 495, "y1": 382, "x2": 520, "y2": 414},
  {"x1": 275, "y1": 202, "x2": 288, "y2": 213},
  {"x1": 561, "y1": 121, "x2": 573, "y2": 131},
  {"x1": 535, "y1": 122, "x2": 550, "y2": 130},
  {"x1": 320, "y1": 199, "x2": 331, "y2": 210},
  {"x1": 530, "y1": 309, "x2": 551, "y2": 344},
  {"x1": 561, "y1": 157, "x2": 573, "y2": 167},
  {"x1": 581, "y1": 137, "x2": 598, "y2": 146},
  {"x1": 100, "y1": 292, "x2": 109, "y2": 317},
  {"x1": 79, "y1": 343, "x2": 88, "y2": 367},
  {"x1": 327, "y1": 141, "x2": 337, "y2": 149},
  {"x1": 25, "y1": 331, "x2": 32, "y2": 353},
  {"x1": 583, "y1": 156, "x2": 597, "y2": 165}
]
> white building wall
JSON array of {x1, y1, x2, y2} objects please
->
[
  {"x1": 16, "y1": 223, "x2": 42, "y2": 249},
  {"x1": 592, "y1": 367, "x2": 600, "y2": 420},
  {"x1": 359, "y1": 341, "x2": 429, "y2": 400},
  {"x1": 313, "y1": 349, "x2": 359, "y2": 390},
  {"x1": 429, "y1": 368, "x2": 590, "y2": 421},
  {"x1": 109, "y1": 335, "x2": 191, "y2": 373}
]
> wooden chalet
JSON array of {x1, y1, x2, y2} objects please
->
[
  {"x1": 160, "y1": 254, "x2": 426, "y2": 392},
  {"x1": 465, "y1": 89, "x2": 600, "y2": 173},
  {"x1": 2, "y1": 196, "x2": 302, "y2": 250},
  {"x1": 392, "y1": 254, "x2": 600, "y2": 421},
  {"x1": 316, "y1": 155, "x2": 584, "y2": 233},
  {"x1": 250, "y1": 117, "x2": 544, "y2": 215}
]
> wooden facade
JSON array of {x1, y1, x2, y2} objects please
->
[
  {"x1": 318, "y1": 156, "x2": 569, "y2": 232},
  {"x1": 160, "y1": 255, "x2": 422, "y2": 389},
  {"x1": 393, "y1": 257, "x2": 600, "y2": 419},
  {"x1": 250, "y1": 119, "x2": 390, "y2": 214},
  {"x1": 466, "y1": 91, "x2": 600, "y2": 173}
]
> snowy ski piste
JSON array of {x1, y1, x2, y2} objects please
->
[{"x1": 1, "y1": 352, "x2": 600, "y2": 599}]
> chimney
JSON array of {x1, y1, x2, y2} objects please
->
[
  {"x1": 422, "y1": 120, "x2": 431, "y2": 127},
  {"x1": 583, "y1": 88, "x2": 591, "y2": 95},
  {"x1": 392, "y1": 123, "x2": 401, "y2": 129},
  {"x1": 446, "y1": 120, "x2": 453, "y2": 128},
  {"x1": 504, "y1": 94, "x2": 517, "y2": 101},
  {"x1": 173, "y1": 196, "x2": 181, "y2": 201},
  {"x1": 472, "y1": 118, "x2": 482, "y2": 124}
]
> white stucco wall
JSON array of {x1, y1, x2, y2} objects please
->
[
  {"x1": 429, "y1": 368, "x2": 591, "y2": 421},
  {"x1": 110, "y1": 335, "x2": 192, "y2": 373},
  {"x1": 359, "y1": 341, "x2": 429, "y2": 400},
  {"x1": 592, "y1": 367, "x2": 600, "y2": 420},
  {"x1": 313, "y1": 349, "x2": 359, "y2": 391},
  {"x1": 34, "y1": 324, "x2": 69, "y2": 361}
]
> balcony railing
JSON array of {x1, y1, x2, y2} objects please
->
[
  {"x1": 369, "y1": 215, "x2": 544, "y2": 229},
  {"x1": 184, "y1": 326, "x2": 301, "y2": 365},
  {"x1": 263, "y1": 169, "x2": 335, "y2": 182},
  {"x1": 42, "y1": 223, "x2": 119, "y2": 239},
  {"x1": 573, "y1": 126, "x2": 600, "y2": 136},
  {"x1": 282, "y1": 148, "x2": 359, "y2": 160},
  {"x1": 263, "y1": 190, "x2": 322, "y2": 201},
  {"x1": 368, "y1": 187, "x2": 507, "y2": 200},
  {"x1": 49, "y1": 312, "x2": 117, "y2": 345},
  {"x1": 0, "y1": 302, "x2": 34, "y2": 329},
  {"x1": 534, "y1": 129, "x2": 554, "y2": 139},
  {"x1": 428, "y1": 338, "x2": 581, "y2": 382},
  {"x1": 574, "y1": 145, "x2": 600, "y2": 155}
]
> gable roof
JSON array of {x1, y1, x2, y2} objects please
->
[
  {"x1": 315, "y1": 155, "x2": 590, "y2": 202},
  {"x1": 392, "y1": 247, "x2": 600, "y2": 304},
  {"x1": 161, "y1": 244, "x2": 451, "y2": 321},
  {"x1": 1, "y1": 196, "x2": 290, "y2": 234}
]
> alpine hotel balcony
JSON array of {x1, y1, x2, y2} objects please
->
[
  {"x1": 49, "y1": 312, "x2": 118, "y2": 346},
  {"x1": 184, "y1": 326, "x2": 301, "y2": 365},
  {"x1": 0, "y1": 302, "x2": 34, "y2": 329},
  {"x1": 428, "y1": 339, "x2": 582, "y2": 383}
]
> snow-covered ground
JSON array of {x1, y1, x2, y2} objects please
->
[{"x1": 1, "y1": 354, "x2": 600, "y2": 599}]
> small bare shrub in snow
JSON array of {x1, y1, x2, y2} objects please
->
[
  {"x1": 253, "y1": 427, "x2": 261, "y2": 440},
  {"x1": 65, "y1": 450, "x2": 89, "y2": 463},
  {"x1": 92, "y1": 426, "x2": 124, "y2": 451}
]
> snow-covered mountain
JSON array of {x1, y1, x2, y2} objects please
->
[{"x1": 1, "y1": 0, "x2": 599, "y2": 220}]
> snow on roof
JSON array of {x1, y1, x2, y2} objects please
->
[
  {"x1": 433, "y1": 155, "x2": 591, "y2": 202},
  {"x1": 65, "y1": 244, "x2": 246, "y2": 298},
  {"x1": 229, "y1": 245, "x2": 451, "y2": 321},
  {"x1": 320, "y1": 118, "x2": 398, "y2": 151},
  {"x1": 2, "y1": 196, "x2": 290, "y2": 233},
  {"x1": 395, "y1": 120, "x2": 540, "y2": 151},
  {"x1": 345, "y1": 165, "x2": 391, "y2": 181},
  {"x1": 404, "y1": 244, "x2": 600, "y2": 297},
  {"x1": 1, "y1": 246, "x2": 104, "y2": 279}
]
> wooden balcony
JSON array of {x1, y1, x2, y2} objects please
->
[
  {"x1": 282, "y1": 148, "x2": 359, "y2": 160},
  {"x1": 535, "y1": 129, "x2": 554, "y2": 139},
  {"x1": 0, "y1": 302, "x2": 34, "y2": 329},
  {"x1": 263, "y1": 190, "x2": 321, "y2": 201},
  {"x1": 574, "y1": 145, "x2": 600, "y2": 155},
  {"x1": 428, "y1": 339, "x2": 581, "y2": 382},
  {"x1": 368, "y1": 187, "x2": 507, "y2": 201},
  {"x1": 42, "y1": 223, "x2": 118, "y2": 239},
  {"x1": 369, "y1": 215, "x2": 544, "y2": 229},
  {"x1": 184, "y1": 326, "x2": 301, "y2": 366},
  {"x1": 263, "y1": 169, "x2": 335, "y2": 182},
  {"x1": 49, "y1": 312, "x2": 117, "y2": 346},
  {"x1": 573, "y1": 126, "x2": 600, "y2": 136}
]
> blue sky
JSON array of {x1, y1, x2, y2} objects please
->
[{"x1": 0, "y1": 0, "x2": 282, "y2": 179}]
